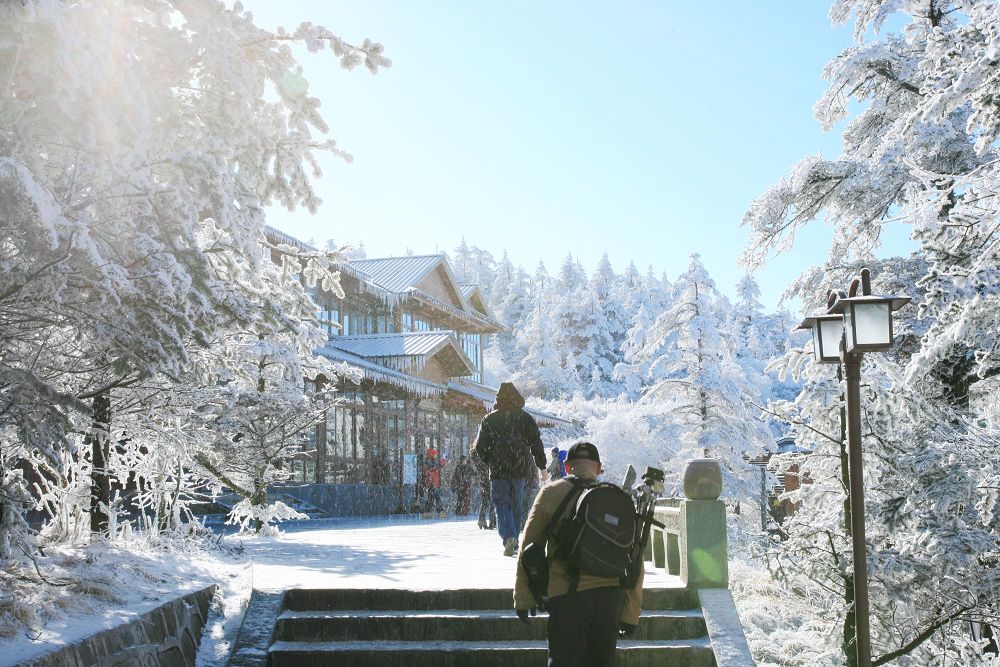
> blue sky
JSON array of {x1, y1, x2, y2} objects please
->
[{"x1": 245, "y1": 1, "x2": 915, "y2": 310}]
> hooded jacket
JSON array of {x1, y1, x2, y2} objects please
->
[{"x1": 471, "y1": 383, "x2": 546, "y2": 481}]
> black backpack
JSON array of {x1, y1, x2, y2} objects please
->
[
  {"x1": 490, "y1": 412, "x2": 535, "y2": 478},
  {"x1": 548, "y1": 477, "x2": 638, "y2": 581}
]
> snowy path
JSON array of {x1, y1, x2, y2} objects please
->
[
  {"x1": 1, "y1": 516, "x2": 681, "y2": 666},
  {"x1": 199, "y1": 515, "x2": 680, "y2": 664},
  {"x1": 240, "y1": 514, "x2": 679, "y2": 591}
]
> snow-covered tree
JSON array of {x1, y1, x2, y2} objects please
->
[
  {"x1": 0, "y1": 0, "x2": 387, "y2": 550},
  {"x1": 513, "y1": 261, "x2": 567, "y2": 397},
  {"x1": 743, "y1": 0, "x2": 1000, "y2": 661},
  {"x1": 628, "y1": 256, "x2": 767, "y2": 504},
  {"x1": 586, "y1": 254, "x2": 628, "y2": 396}
]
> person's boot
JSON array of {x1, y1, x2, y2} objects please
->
[{"x1": 503, "y1": 537, "x2": 517, "y2": 557}]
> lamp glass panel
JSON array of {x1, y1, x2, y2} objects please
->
[
  {"x1": 811, "y1": 326, "x2": 822, "y2": 360},
  {"x1": 853, "y1": 302, "x2": 891, "y2": 346},
  {"x1": 818, "y1": 318, "x2": 844, "y2": 361}
]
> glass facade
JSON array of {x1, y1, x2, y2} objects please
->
[
  {"x1": 459, "y1": 332, "x2": 482, "y2": 383},
  {"x1": 290, "y1": 269, "x2": 496, "y2": 488},
  {"x1": 316, "y1": 296, "x2": 399, "y2": 338}
]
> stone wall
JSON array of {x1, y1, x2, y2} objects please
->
[
  {"x1": 277, "y1": 482, "x2": 482, "y2": 516},
  {"x1": 277, "y1": 482, "x2": 405, "y2": 516},
  {"x1": 18, "y1": 585, "x2": 216, "y2": 667}
]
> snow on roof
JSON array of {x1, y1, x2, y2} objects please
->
[
  {"x1": 348, "y1": 255, "x2": 446, "y2": 294},
  {"x1": 328, "y1": 331, "x2": 457, "y2": 358},
  {"x1": 264, "y1": 225, "x2": 318, "y2": 251},
  {"x1": 326, "y1": 332, "x2": 476, "y2": 377},
  {"x1": 319, "y1": 345, "x2": 451, "y2": 398}
]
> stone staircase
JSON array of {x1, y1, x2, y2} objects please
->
[{"x1": 253, "y1": 586, "x2": 716, "y2": 666}]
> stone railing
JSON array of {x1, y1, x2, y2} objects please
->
[
  {"x1": 646, "y1": 458, "x2": 755, "y2": 667},
  {"x1": 651, "y1": 458, "x2": 729, "y2": 587}
]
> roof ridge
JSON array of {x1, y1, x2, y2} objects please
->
[
  {"x1": 337, "y1": 331, "x2": 455, "y2": 339},
  {"x1": 350, "y1": 254, "x2": 444, "y2": 262}
]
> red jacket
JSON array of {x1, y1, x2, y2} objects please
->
[{"x1": 424, "y1": 448, "x2": 443, "y2": 488}]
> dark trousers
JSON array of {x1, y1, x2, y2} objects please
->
[
  {"x1": 490, "y1": 478, "x2": 526, "y2": 542},
  {"x1": 547, "y1": 587, "x2": 626, "y2": 667},
  {"x1": 455, "y1": 486, "x2": 471, "y2": 514}
]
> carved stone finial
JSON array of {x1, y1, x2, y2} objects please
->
[{"x1": 683, "y1": 458, "x2": 722, "y2": 500}]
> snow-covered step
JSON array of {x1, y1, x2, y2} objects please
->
[
  {"x1": 281, "y1": 585, "x2": 700, "y2": 612},
  {"x1": 275, "y1": 607, "x2": 708, "y2": 642},
  {"x1": 267, "y1": 637, "x2": 716, "y2": 667}
]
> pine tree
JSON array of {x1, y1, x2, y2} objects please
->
[
  {"x1": 742, "y1": 0, "x2": 1000, "y2": 659},
  {"x1": 638, "y1": 255, "x2": 767, "y2": 502}
]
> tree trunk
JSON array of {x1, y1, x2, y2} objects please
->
[
  {"x1": 251, "y1": 486, "x2": 267, "y2": 533},
  {"x1": 315, "y1": 376, "x2": 328, "y2": 484},
  {"x1": 88, "y1": 391, "x2": 112, "y2": 535}
]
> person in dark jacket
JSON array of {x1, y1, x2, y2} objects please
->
[
  {"x1": 450, "y1": 455, "x2": 475, "y2": 515},
  {"x1": 473, "y1": 450, "x2": 496, "y2": 529},
  {"x1": 471, "y1": 382, "x2": 547, "y2": 557}
]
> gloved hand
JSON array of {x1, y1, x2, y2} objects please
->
[
  {"x1": 618, "y1": 622, "x2": 637, "y2": 638},
  {"x1": 516, "y1": 608, "x2": 537, "y2": 625}
]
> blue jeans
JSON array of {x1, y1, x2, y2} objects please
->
[{"x1": 491, "y1": 478, "x2": 526, "y2": 543}]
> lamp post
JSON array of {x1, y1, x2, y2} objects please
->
[{"x1": 797, "y1": 268, "x2": 909, "y2": 667}]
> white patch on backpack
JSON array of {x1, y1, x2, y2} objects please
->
[{"x1": 604, "y1": 514, "x2": 619, "y2": 526}]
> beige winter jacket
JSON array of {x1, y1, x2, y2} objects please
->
[{"x1": 513, "y1": 470, "x2": 644, "y2": 625}]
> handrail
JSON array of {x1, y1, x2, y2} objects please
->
[
  {"x1": 646, "y1": 460, "x2": 728, "y2": 588},
  {"x1": 643, "y1": 458, "x2": 755, "y2": 666}
]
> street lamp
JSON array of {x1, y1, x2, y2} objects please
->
[
  {"x1": 799, "y1": 313, "x2": 845, "y2": 364},
  {"x1": 797, "y1": 267, "x2": 910, "y2": 667}
]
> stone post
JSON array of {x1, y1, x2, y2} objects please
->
[{"x1": 680, "y1": 458, "x2": 728, "y2": 587}]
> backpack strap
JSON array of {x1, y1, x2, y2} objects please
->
[
  {"x1": 543, "y1": 476, "x2": 586, "y2": 537},
  {"x1": 545, "y1": 477, "x2": 586, "y2": 594}
]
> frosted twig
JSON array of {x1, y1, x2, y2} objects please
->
[{"x1": 17, "y1": 544, "x2": 71, "y2": 587}]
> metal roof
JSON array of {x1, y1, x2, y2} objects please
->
[
  {"x1": 318, "y1": 346, "x2": 449, "y2": 398},
  {"x1": 459, "y1": 284, "x2": 477, "y2": 299},
  {"x1": 348, "y1": 255, "x2": 445, "y2": 294},
  {"x1": 264, "y1": 225, "x2": 317, "y2": 251},
  {"x1": 325, "y1": 332, "x2": 476, "y2": 377},
  {"x1": 326, "y1": 331, "x2": 456, "y2": 358}
]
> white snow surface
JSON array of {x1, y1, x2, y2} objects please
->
[{"x1": 2, "y1": 516, "x2": 681, "y2": 667}]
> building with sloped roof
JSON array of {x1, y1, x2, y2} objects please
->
[{"x1": 266, "y1": 229, "x2": 571, "y2": 511}]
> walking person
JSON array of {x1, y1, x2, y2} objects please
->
[
  {"x1": 450, "y1": 454, "x2": 475, "y2": 515},
  {"x1": 473, "y1": 450, "x2": 496, "y2": 529},
  {"x1": 547, "y1": 446, "x2": 566, "y2": 480},
  {"x1": 471, "y1": 382, "x2": 547, "y2": 557},
  {"x1": 423, "y1": 445, "x2": 445, "y2": 516},
  {"x1": 514, "y1": 441, "x2": 644, "y2": 667}
]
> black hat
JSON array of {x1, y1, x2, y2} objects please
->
[{"x1": 566, "y1": 441, "x2": 601, "y2": 464}]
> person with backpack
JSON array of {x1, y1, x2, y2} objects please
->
[
  {"x1": 547, "y1": 446, "x2": 567, "y2": 480},
  {"x1": 514, "y1": 441, "x2": 644, "y2": 667},
  {"x1": 471, "y1": 382, "x2": 547, "y2": 557}
]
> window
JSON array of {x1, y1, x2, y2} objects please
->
[
  {"x1": 459, "y1": 332, "x2": 482, "y2": 383},
  {"x1": 319, "y1": 302, "x2": 340, "y2": 336}
]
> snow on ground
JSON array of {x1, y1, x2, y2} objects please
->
[
  {"x1": 1, "y1": 532, "x2": 239, "y2": 666},
  {"x1": 199, "y1": 514, "x2": 680, "y2": 665},
  {"x1": 2, "y1": 516, "x2": 680, "y2": 667}
]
